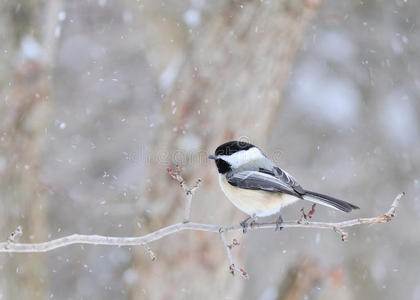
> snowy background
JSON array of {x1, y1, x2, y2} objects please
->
[{"x1": 1, "y1": 0, "x2": 419, "y2": 299}]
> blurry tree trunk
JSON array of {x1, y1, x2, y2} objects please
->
[
  {"x1": 130, "y1": 0, "x2": 322, "y2": 299},
  {"x1": 277, "y1": 256, "x2": 352, "y2": 300},
  {"x1": 0, "y1": 1, "x2": 61, "y2": 299},
  {"x1": 278, "y1": 257, "x2": 322, "y2": 300}
]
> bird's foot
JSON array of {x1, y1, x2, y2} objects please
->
[
  {"x1": 240, "y1": 215, "x2": 256, "y2": 234},
  {"x1": 275, "y1": 214, "x2": 284, "y2": 232}
]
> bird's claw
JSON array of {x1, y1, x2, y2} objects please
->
[
  {"x1": 275, "y1": 215, "x2": 283, "y2": 232},
  {"x1": 240, "y1": 216, "x2": 256, "y2": 234},
  {"x1": 240, "y1": 219, "x2": 249, "y2": 234}
]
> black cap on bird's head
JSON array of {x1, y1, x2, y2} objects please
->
[{"x1": 208, "y1": 140, "x2": 256, "y2": 174}]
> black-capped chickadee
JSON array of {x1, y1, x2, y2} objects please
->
[{"x1": 208, "y1": 141, "x2": 359, "y2": 233}]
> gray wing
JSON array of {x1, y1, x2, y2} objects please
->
[
  {"x1": 227, "y1": 170, "x2": 301, "y2": 196},
  {"x1": 272, "y1": 167, "x2": 306, "y2": 195}
]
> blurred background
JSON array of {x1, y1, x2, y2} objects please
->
[{"x1": 0, "y1": 0, "x2": 419, "y2": 299}]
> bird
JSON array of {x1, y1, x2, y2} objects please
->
[{"x1": 208, "y1": 140, "x2": 359, "y2": 233}]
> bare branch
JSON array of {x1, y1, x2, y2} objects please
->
[
  {"x1": 0, "y1": 166, "x2": 404, "y2": 279},
  {"x1": 0, "y1": 192, "x2": 403, "y2": 253}
]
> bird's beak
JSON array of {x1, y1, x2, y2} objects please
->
[{"x1": 208, "y1": 154, "x2": 217, "y2": 160}]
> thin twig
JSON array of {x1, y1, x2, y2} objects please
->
[
  {"x1": 298, "y1": 204, "x2": 316, "y2": 224},
  {"x1": 167, "y1": 166, "x2": 201, "y2": 223},
  {"x1": 227, "y1": 238, "x2": 240, "y2": 250},
  {"x1": 219, "y1": 229, "x2": 249, "y2": 279},
  {"x1": 6, "y1": 226, "x2": 23, "y2": 248},
  {"x1": 333, "y1": 226, "x2": 348, "y2": 242},
  {"x1": 219, "y1": 230, "x2": 233, "y2": 269},
  {"x1": 143, "y1": 243, "x2": 156, "y2": 261}
]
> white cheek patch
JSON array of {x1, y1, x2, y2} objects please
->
[{"x1": 218, "y1": 147, "x2": 264, "y2": 168}]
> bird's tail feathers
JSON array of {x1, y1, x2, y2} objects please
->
[{"x1": 302, "y1": 190, "x2": 359, "y2": 213}]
